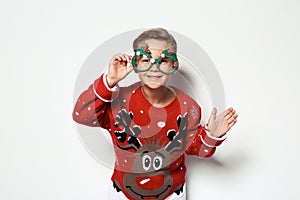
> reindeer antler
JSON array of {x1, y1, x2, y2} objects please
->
[
  {"x1": 165, "y1": 113, "x2": 189, "y2": 153},
  {"x1": 114, "y1": 109, "x2": 142, "y2": 150}
]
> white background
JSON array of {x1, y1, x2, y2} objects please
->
[{"x1": 1, "y1": 0, "x2": 300, "y2": 199}]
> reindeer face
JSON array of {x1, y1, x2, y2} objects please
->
[{"x1": 123, "y1": 144, "x2": 173, "y2": 199}]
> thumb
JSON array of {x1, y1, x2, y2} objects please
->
[{"x1": 208, "y1": 107, "x2": 217, "y2": 124}]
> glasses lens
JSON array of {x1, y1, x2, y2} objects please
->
[
  {"x1": 134, "y1": 55, "x2": 152, "y2": 71},
  {"x1": 159, "y1": 58, "x2": 175, "y2": 73}
]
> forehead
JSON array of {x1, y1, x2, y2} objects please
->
[{"x1": 139, "y1": 39, "x2": 168, "y2": 51}]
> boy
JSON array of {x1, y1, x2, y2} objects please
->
[{"x1": 73, "y1": 28, "x2": 238, "y2": 200}]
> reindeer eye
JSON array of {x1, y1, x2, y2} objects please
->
[
  {"x1": 153, "y1": 156, "x2": 162, "y2": 170},
  {"x1": 142, "y1": 155, "x2": 151, "y2": 171}
]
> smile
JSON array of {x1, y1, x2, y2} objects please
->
[
  {"x1": 126, "y1": 184, "x2": 171, "y2": 199},
  {"x1": 146, "y1": 75, "x2": 162, "y2": 79}
]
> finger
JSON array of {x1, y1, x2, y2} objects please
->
[
  {"x1": 213, "y1": 107, "x2": 217, "y2": 118},
  {"x1": 117, "y1": 54, "x2": 128, "y2": 60},
  {"x1": 117, "y1": 54, "x2": 126, "y2": 61},
  {"x1": 112, "y1": 59, "x2": 125, "y2": 67},
  {"x1": 111, "y1": 54, "x2": 122, "y2": 62},
  {"x1": 121, "y1": 54, "x2": 131, "y2": 62},
  {"x1": 225, "y1": 109, "x2": 236, "y2": 119},
  {"x1": 117, "y1": 55, "x2": 123, "y2": 61},
  {"x1": 228, "y1": 118, "x2": 237, "y2": 129},
  {"x1": 225, "y1": 111, "x2": 236, "y2": 121},
  {"x1": 227, "y1": 114, "x2": 238, "y2": 124},
  {"x1": 127, "y1": 59, "x2": 133, "y2": 68},
  {"x1": 225, "y1": 107, "x2": 234, "y2": 115},
  {"x1": 123, "y1": 55, "x2": 129, "y2": 64},
  {"x1": 127, "y1": 56, "x2": 133, "y2": 66},
  {"x1": 118, "y1": 55, "x2": 130, "y2": 64},
  {"x1": 124, "y1": 54, "x2": 131, "y2": 62}
]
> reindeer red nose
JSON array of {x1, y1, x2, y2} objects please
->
[{"x1": 136, "y1": 175, "x2": 164, "y2": 190}]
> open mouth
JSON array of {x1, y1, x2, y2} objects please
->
[{"x1": 126, "y1": 185, "x2": 171, "y2": 199}]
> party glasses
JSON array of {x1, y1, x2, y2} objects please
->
[{"x1": 131, "y1": 47, "x2": 179, "y2": 74}]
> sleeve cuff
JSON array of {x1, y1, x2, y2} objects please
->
[
  {"x1": 200, "y1": 125, "x2": 227, "y2": 147},
  {"x1": 93, "y1": 73, "x2": 120, "y2": 102}
]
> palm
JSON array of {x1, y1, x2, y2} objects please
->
[{"x1": 207, "y1": 107, "x2": 238, "y2": 137}]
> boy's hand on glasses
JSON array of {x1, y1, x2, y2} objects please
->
[
  {"x1": 207, "y1": 107, "x2": 238, "y2": 138},
  {"x1": 106, "y1": 54, "x2": 133, "y2": 88}
]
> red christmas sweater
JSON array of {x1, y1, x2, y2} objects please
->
[{"x1": 73, "y1": 73, "x2": 226, "y2": 200}]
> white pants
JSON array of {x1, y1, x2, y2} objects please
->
[{"x1": 107, "y1": 182, "x2": 186, "y2": 200}]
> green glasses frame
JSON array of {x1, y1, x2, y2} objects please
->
[{"x1": 131, "y1": 47, "x2": 179, "y2": 74}]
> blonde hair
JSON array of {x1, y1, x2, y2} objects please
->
[{"x1": 133, "y1": 28, "x2": 177, "y2": 53}]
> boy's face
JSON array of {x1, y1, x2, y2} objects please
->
[{"x1": 137, "y1": 39, "x2": 175, "y2": 89}]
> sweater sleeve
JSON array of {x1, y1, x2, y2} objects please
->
[
  {"x1": 185, "y1": 104, "x2": 226, "y2": 158},
  {"x1": 72, "y1": 73, "x2": 120, "y2": 129}
]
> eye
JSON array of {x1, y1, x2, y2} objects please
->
[
  {"x1": 153, "y1": 156, "x2": 162, "y2": 170},
  {"x1": 161, "y1": 58, "x2": 168, "y2": 63},
  {"x1": 160, "y1": 58, "x2": 173, "y2": 65},
  {"x1": 142, "y1": 155, "x2": 151, "y2": 171},
  {"x1": 142, "y1": 58, "x2": 150, "y2": 63}
]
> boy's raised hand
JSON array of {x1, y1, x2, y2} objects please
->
[
  {"x1": 207, "y1": 107, "x2": 238, "y2": 137},
  {"x1": 106, "y1": 54, "x2": 133, "y2": 88}
]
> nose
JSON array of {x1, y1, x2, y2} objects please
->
[
  {"x1": 149, "y1": 63, "x2": 159, "y2": 72},
  {"x1": 136, "y1": 175, "x2": 164, "y2": 190}
]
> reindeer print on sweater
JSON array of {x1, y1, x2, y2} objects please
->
[{"x1": 73, "y1": 73, "x2": 226, "y2": 200}]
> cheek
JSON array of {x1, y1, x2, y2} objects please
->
[
  {"x1": 138, "y1": 73, "x2": 150, "y2": 82},
  {"x1": 138, "y1": 72, "x2": 146, "y2": 78},
  {"x1": 161, "y1": 75, "x2": 171, "y2": 83},
  {"x1": 133, "y1": 158, "x2": 144, "y2": 172}
]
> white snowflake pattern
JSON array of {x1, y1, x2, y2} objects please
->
[
  {"x1": 157, "y1": 121, "x2": 166, "y2": 128},
  {"x1": 190, "y1": 105, "x2": 199, "y2": 120}
]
